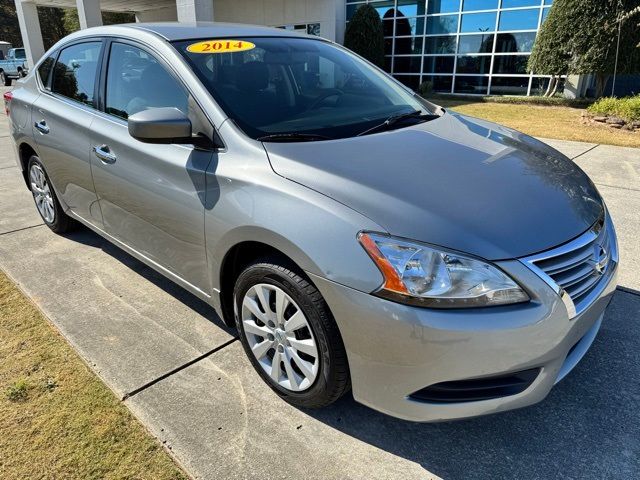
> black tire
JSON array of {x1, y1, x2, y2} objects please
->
[
  {"x1": 27, "y1": 156, "x2": 76, "y2": 233},
  {"x1": 1, "y1": 71, "x2": 11, "y2": 87},
  {"x1": 18, "y1": 68, "x2": 27, "y2": 78},
  {"x1": 234, "y1": 257, "x2": 350, "y2": 408}
]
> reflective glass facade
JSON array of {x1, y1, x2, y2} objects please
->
[{"x1": 346, "y1": 0, "x2": 554, "y2": 95}]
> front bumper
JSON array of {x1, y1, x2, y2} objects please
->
[{"x1": 309, "y1": 257, "x2": 618, "y2": 422}]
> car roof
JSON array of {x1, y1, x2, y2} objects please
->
[{"x1": 125, "y1": 22, "x2": 317, "y2": 42}]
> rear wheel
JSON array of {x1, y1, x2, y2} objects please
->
[
  {"x1": 0, "y1": 71, "x2": 11, "y2": 87},
  {"x1": 28, "y1": 156, "x2": 76, "y2": 233},
  {"x1": 234, "y1": 258, "x2": 350, "y2": 408}
]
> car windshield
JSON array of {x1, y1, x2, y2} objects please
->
[{"x1": 173, "y1": 37, "x2": 436, "y2": 140}]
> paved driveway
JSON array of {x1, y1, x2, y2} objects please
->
[{"x1": 1, "y1": 85, "x2": 639, "y2": 479}]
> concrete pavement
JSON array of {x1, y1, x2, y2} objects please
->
[{"x1": 1, "y1": 88, "x2": 639, "y2": 479}]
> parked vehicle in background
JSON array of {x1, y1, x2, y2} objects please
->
[
  {"x1": 5, "y1": 24, "x2": 619, "y2": 422},
  {"x1": 0, "y1": 48, "x2": 28, "y2": 86},
  {"x1": 0, "y1": 41, "x2": 12, "y2": 60}
]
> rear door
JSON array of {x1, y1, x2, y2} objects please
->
[
  {"x1": 31, "y1": 40, "x2": 104, "y2": 227},
  {"x1": 89, "y1": 39, "x2": 214, "y2": 293}
]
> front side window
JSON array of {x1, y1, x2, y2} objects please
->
[
  {"x1": 37, "y1": 55, "x2": 55, "y2": 89},
  {"x1": 105, "y1": 42, "x2": 188, "y2": 120},
  {"x1": 51, "y1": 42, "x2": 101, "y2": 107},
  {"x1": 175, "y1": 37, "x2": 433, "y2": 140}
]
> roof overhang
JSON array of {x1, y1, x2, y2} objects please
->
[{"x1": 28, "y1": 0, "x2": 175, "y2": 12}]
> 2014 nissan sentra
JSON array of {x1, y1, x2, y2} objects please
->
[{"x1": 5, "y1": 23, "x2": 618, "y2": 421}]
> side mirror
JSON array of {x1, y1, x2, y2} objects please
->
[{"x1": 128, "y1": 107, "x2": 193, "y2": 144}]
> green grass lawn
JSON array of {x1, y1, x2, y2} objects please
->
[
  {"x1": 0, "y1": 270, "x2": 188, "y2": 480},
  {"x1": 430, "y1": 97, "x2": 640, "y2": 148}
]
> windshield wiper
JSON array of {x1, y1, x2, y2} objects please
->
[
  {"x1": 257, "y1": 133, "x2": 333, "y2": 142},
  {"x1": 356, "y1": 110, "x2": 439, "y2": 137}
]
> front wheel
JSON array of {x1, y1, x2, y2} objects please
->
[{"x1": 234, "y1": 258, "x2": 350, "y2": 408}]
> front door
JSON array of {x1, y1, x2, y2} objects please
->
[{"x1": 89, "y1": 41, "x2": 213, "y2": 294}]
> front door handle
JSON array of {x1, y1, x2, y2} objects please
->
[
  {"x1": 34, "y1": 120, "x2": 49, "y2": 134},
  {"x1": 93, "y1": 144, "x2": 117, "y2": 164}
]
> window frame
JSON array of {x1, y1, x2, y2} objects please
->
[
  {"x1": 49, "y1": 38, "x2": 106, "y2": 110},
  {"x1": 96, "y1": 37, "x2": 223, "y2": 150},
  {"x1": 98, "y1": 38, "x2": 190, "y2": 121}
]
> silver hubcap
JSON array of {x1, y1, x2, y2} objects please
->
[
  {"x1": 241, "y1": 283, "x2": 319, "y2": 392},
  {"x1": 30, "y1": 164, "x2": 55, "y2": 223}
]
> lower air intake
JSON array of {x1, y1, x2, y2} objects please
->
[{"x1": 409, "y1": 368, "x2": 540, "y2": 404}]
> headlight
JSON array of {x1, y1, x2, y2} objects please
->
[{"x1": 358, "y1": 232, "x2": 529, "y2": 308}]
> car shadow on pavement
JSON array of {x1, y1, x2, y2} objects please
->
[
  {"x1": 307, "y1": 289, "x2": 640, "y2": 480},
  {"x1": 63, "y1": 225, "x2": 233, "y2": 334}
]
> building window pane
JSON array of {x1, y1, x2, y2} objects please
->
[
  {"x1": 395, "y1": 16, "x2": 425, "y2": 36},
  {"x1": 495, "y1": 32, "x2": 536, "y2": 52},
  {"x1": 498, "y1": 9, "x2": 539, "y2": 31},
  {"x1": 502, "y1": 0, "x2": 539, "y2": 7},
  {"x1": 454, "y1": 75, "x2": 489, "y2": 94},
  {"x1": 371, "y1": 1, "x2": 396, "y2": 19},
  {"x1": 51, "y1": 41, "x2": 102, "y2": 107},
  {"x1": 544, "y1": 0, "x2": 553, "y2": 4},
  {"x1": 397, "y1": 0, "x2": 426, "y2": 17},
  {"x1": 393, "y1": 56, "x2": 422, "y2": 73},
  {"x1": 458, "y1": 34, "x2": 494, "y2": 53},
  {"x1": 460, "y1": 12, "x2": 497, "y2": 33},
  {"x1": 541, "y1": 7, "x2": 551, "y2": 22},
  {"x1": 530, "y1": 77, "x2": 564, "y2": 95},
  {"x1": 385, "y1": 37, "x2": 393, "y2": 55},
  {"x1": 463, "y1": 0, "x2": 498, "y2": 11},
  {"x1": 383, "y1": 18, "x2": 395, "y2": 36},
  {"x1": 346, "y1": 3, "x2": 361, "y2": 21},
  {"x1": 426, "y1": 15, "x2": 459, "y2": 34},
  {"x1": 394, "y1": 74, "x2": 421, "y2": 90},
  {"x1": 456, "y1": 55, "x2": 491, "y2": 74},
  {"x1": 490, "y1": 76, "x2": 529, "y2": 95},
  {"x1": 384, "y1": 56, "x2": 392, "y2": 72},
  {"x1": 427, "y1": 0, "x2": 460, "y2": 14},
  {"x1": 422, "y1": 75, "x2": 454, "y2": 92},
  {"x1": 424, "y1": 56, "x2": 455, "y2": 73},
  {"x1": 394, "y1": 36, "x2": 423, "y2": 55},
  {"x1": 424, "y1": 35, "x2": 457, "y2": 54},
  {"x1": 492, "y1": 54, "x2": 530, "y2": 74}
]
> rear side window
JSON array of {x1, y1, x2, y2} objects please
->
[
  {"x1": 51, "y1": 42, "x2": 102, "y2": 107},
  {"x1": 37, "y1": 56, "x2": 55, "y2": 89},
  {"x1": 105, "y1": 42, "x2": 188, "y2": 120}
]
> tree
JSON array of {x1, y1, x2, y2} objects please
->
[
  {"x1": 344, "y1": 4, "x2": 385, "y2": 68},
  {"x1": 0, "y1": 0, "x2": 22, "y2": 47},
  {"x1": 38, "y1": 7, "x2": 68, "y2": 50},
  {"x1": 529, "y1": 0, "x2": 640, "y2": 98}
]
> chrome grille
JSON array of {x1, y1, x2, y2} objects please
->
[{"x1": 522, "y1": 212, "x2": 617, "y2": 317}]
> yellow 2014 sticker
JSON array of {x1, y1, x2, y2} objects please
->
[{"x1": 186, "y1": 39, "x2": 256, "y2": 54}]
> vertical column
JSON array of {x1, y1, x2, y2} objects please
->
[
  {"x1": 14, "y1": 0, "x2": 45, "y2": 68},
  {"x1": 76, "y1": 0, "x2": 103, "y2": 29},
  {"x1": 176, "y1": 0, "x2": 214, "y2": 23}
]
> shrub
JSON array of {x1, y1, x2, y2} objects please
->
[
  {"x1": 344, "y1": 4, "x2": 385, "y2": 68},
  {"x1": 587, "y1": 95, "x2": 640, "y2": 121}
]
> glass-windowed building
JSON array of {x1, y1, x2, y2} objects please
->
[
  {"x1": 346, "y1": 0, "x2": 556, "y2": 95},
  {"x1": 18, "y1": 0, "x2": 574, "y2": 96}
]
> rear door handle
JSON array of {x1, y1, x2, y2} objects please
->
[
  {"x1": 34, "y1": 120, "x2": 49, "y2": 134},
  {"x1": 93, "y1": 144, "x2": 117, "y2": 164}
]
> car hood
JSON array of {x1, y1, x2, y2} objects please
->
[{"x1": 263, "y1": 112, "x2": 603, "y2": 260}]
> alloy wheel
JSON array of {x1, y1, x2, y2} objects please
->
[
  {"x1": 240, "y1": 283, "x2": 320, "y2": 392},
  {"x1": 30, "y1": 163, "x2": 55, "y2": 223}
]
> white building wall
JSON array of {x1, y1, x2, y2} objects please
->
[
  {"x1": 135, "y1": 6, "x2": 178, "y2": 22},
  {"x1": 213, "y1": 0, "x2": 345, "y2": 42}
]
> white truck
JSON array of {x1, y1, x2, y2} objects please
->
[{"x1": 0, "y1": 48, "x2": 28, "y2": 86}]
